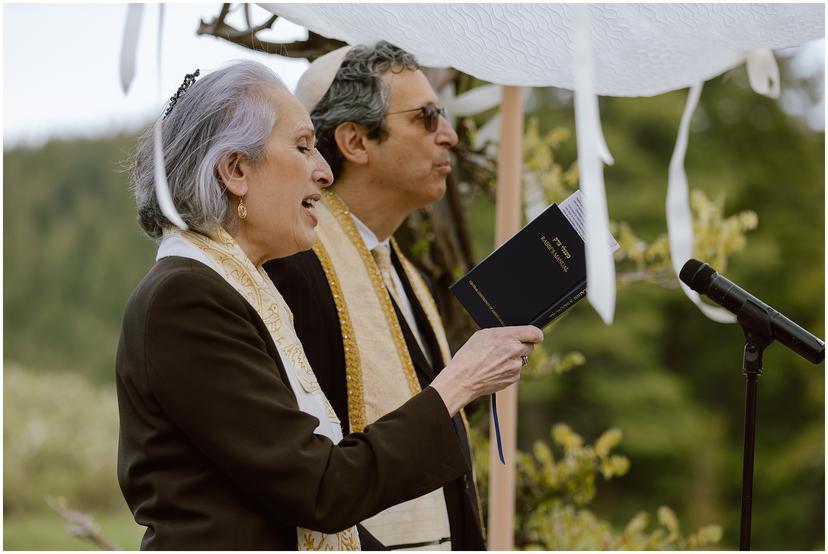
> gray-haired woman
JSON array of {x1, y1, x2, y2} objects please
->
[{"x1": 117, "y1": 59, "x2": 542, "y2": 550}]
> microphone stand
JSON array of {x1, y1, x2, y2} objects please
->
[{"x1": 736, "y1": 299, "x2": 773, "y2": 551}]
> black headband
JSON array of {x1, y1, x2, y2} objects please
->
[{"x1": 162, "y1": 69, "x2": 200, "y2": 119}]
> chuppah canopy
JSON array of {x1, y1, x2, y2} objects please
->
[
  {"x1": 262, "y1": 4, "x2": 822, "y2": 95},
  {"x1": 261, "y1": 3, "x2": 823, "y2": 325}
]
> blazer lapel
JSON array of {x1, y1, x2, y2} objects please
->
[{"x1": 390, "y1": 251, "x2": 441, "y2": 383}]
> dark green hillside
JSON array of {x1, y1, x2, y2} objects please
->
[{"x1": 5, "y1": 134, "x2": 157, "y2": 383}]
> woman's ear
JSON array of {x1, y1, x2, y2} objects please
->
[
  {"x1": 334, "y1": 122, "x2": 369, "y2": 166},
  {"x1": 217, "y1": 152, "x2": 249, "y2": 197}
]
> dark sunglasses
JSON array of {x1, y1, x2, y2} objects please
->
[{"x1": 385, "y1": 105, "x2": 448, "y2": 133}]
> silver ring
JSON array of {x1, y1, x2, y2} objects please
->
[{"x1": 521, "y1": 355, "x2": 529, "y2": 366}]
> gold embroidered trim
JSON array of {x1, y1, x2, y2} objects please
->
[
  {"x1": 313, "y1": 239, "x2": 367, "y2": 433},
  {"x1": 299, "y1": 526, "x2": 360, "y2": 550},
  {"x1": 323, "y1": 190, "x2": 421, "y2": 400}
]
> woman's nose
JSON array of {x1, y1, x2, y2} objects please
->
[{"x1": 313, "y1": 151, "x2": 334, "y2": 188}]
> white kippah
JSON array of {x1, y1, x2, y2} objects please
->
[{"x1": 294, "y1": 45, "x2": 354, "y2": 112}]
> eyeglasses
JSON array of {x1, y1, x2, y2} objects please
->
[{"x1": 385, "y1": 105, "x2": 448, "y2": 133}]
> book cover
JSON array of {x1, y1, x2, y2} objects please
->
[{"x1": 450, "y1": 190, "x2": 619, "y2": 329}]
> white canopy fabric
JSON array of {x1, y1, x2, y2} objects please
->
[
  {"x1": 259, "y1": 3, "x2": 823, "y2": 323},
  {"x1": 263, "y1": 3, "x2": 822, "y2": 96}
]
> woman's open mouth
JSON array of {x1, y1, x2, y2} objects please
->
[{"x1": 301, "y1": 194, "x2": 320, "y2": 225}]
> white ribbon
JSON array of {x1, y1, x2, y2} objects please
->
[
  {"x1": 573, "y1": 5, "x2": 615, "y2": 325},
  {"x1": 746, "y1": 49, "x2": 781, "y2": 99},
  {"x1": 118, "y1": 3, "x2": 186, "y2": 230},
  {"x1": 447, "y1": 84, "x2": 502, "y2": 117},
  {"x1": 119, "y1": 4, "x2": 144, "y2": 95},
  {"x1": 152, "y1": 5, "x2": 187, "y2": 231},
  {"x1": 667, "y1": 48, "x2": 780, "y2": 322},
  {"x1": 436, "y1": 80, "x2": 527, "y2": 151},
  {"x1": 666, "y1": 83, "x2": 736, "y2": 323}
]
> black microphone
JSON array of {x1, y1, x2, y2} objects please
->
[{"x1": 680, "y1": 259, "x2": 825, "y2": 364}]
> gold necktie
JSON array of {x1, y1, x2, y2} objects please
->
[{"x1": 372, "y1": 244, "x2": 430, "y2": 362}]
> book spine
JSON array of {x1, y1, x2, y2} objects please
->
[{"x1": 530, "y1": 280, "x2": 587, "y2": 328}]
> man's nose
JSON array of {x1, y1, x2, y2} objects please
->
[
  {"x1": 312, "y1": 151, "x2": 334, "y2": 188},
  {"x1": 436, "y1": 113, "x2": 459, "y2": 149}
]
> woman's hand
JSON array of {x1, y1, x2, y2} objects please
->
[{"x1": 430, "y1": 326, "x2": 544, "y2": 416}]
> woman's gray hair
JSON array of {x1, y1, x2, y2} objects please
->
[
  {"x1": 311, "y1": 41, "x2": 419, "y2": 180},
  {"x1": 131, "y1": 60, "x2": 285, "y2": 239}
]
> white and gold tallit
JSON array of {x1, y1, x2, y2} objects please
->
[
  {"x1": 156, "y1": 227, "x2": 360, "y2": 551},
  {"x1": 312, "y1": 190, "x2": 478, "y2": 550}
]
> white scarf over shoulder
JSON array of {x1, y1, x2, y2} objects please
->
[{"x1": 157, "y1": 227, "x2": 360, "y2": 551}]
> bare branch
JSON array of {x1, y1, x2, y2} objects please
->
[
  {"x1": 616, "y1": 269, "x2": 679, "y2": 288},
  {"x1": 46, "y1": 496, "x2": 120, "y2": 551},
  {"x1": 243, "y1": 3, "x2": 252, "y2": 32},
  {"x1": 225, "y1": 14, "x2": 278, "y2": 40},
  {"x1": 197, "y1": 6, "x2": 344, "y2": 60},
  {"x1": 217, "y1": 3, "x2": 231, "y2": 27}
]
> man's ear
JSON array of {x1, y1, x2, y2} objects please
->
[
  {"x1": 333, "y1": 122, "x2": 369, "y2": 166},
  {"x1": 216, "y1": 152, "x2": 249, "y2": 197}
]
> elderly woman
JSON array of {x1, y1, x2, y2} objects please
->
[{"x1": 117, "y1": 60, "x2": 542, "y2": 550}]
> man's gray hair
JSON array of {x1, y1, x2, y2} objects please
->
[
  {"x1": 311, "y1": 41, "x2": 419, "y2": 180},
  {"x1": 131, "y1": 60, "x2": 285, "y2": 239}
]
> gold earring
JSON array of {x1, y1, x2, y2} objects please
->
[{"x1": 237, "y1": 197, "x2": 247, "y2": 220}]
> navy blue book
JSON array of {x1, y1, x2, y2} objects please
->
[{"x1": 450, "y1": 190, "x2": 618, "y2": 329}]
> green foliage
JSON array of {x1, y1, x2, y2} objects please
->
[
  {"x1": 521, "y1": 114, "x2": 761, "y2": 288},
  {"x1": 469, "y1": 425, "x2": 722, "y2": 550},
  {"x1": 522, "y1": 118, "x2": 580, "y2": 205},
  {"x1": 498, "y1": 65, "x2": 823, "y2": 550},
  {"x1": 3, "y1": 364, "x2": 126, "y2": 514},
  {"x1": 611, "y1": 189, "x2": 758, "y2": 287},
  {"x1": 688, "y1": 190, "x2": 758, "y2": 274},
  {"x1": 521, "y1": 348, "x2": 586, "y2": 379},
  {"x1": 4, "y1": 134, "x2": 157, "y2": 383}
]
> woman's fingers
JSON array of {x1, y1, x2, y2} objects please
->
[
  {"x1": 433, "y1": 325, "x2": 545, "y2": 414},
  {"x1": 507, "y1": 325, "x2": 544, "y2": 344},
  {"x1": 517, "y1": 342, "x2": 535, "y2": 357}
]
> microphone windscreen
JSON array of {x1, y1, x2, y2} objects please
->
[
  {"x1": 679, "y1": 259, "x2": 703, "y2": 286},
  {"x1": 679, "y1": 259, "x2": 715, "y2": 293}
]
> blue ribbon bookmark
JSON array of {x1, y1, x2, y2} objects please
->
[{"x1": 491, "y1": 393, "x2": 505, "y2": 464}]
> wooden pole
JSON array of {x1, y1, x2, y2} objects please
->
[{"x1": 487, "y1": 85, "x2": 523, "y2": 550}]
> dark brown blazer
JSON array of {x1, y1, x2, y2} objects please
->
[
  {"x1": 116, "y1": 256, "x2": 468, "y2": 550},
  {"x1": 265, "y1": 249, "x2": 486, "y2": 550}
]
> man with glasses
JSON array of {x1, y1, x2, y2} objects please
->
[{"x1": 265, "y1": 42, "x2": 485, "y2": 550}]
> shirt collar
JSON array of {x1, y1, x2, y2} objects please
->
[{"x1": 350, "y1": 212, "x2": 390, "y2": 252}]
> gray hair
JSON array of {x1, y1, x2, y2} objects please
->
[
  {"x1": 131, "y1": 60, "x2": 285, "y2": 239},
  {"x1": 311, "y1": 41, "x2": 419, "y2": 180}
]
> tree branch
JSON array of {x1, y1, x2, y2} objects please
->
[
  {"x1": 216, "y1": 3, "x2": 230, "y2": 27},
  {"x1": 46, "y1": 496, "x2": 119, "y2": 551},
  {"x1": 197, "y1": 5, "x2": 345, "y2": 60},
  {"x1": 616, "y1": 269, "x2": 679, "y2": 288},
  {"x1": 243, "y1": 3, "x2": 252, "y2": 32}
]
